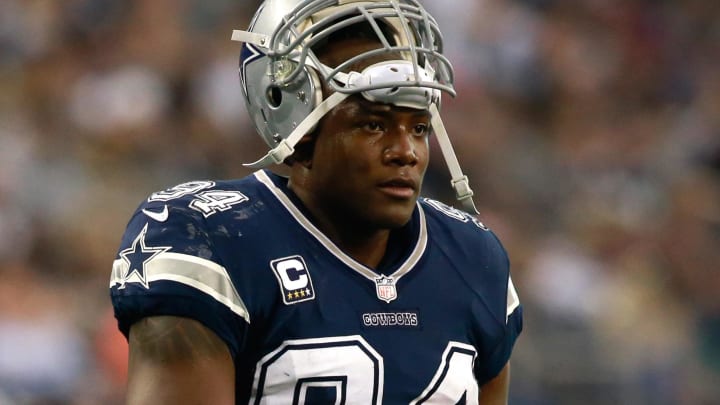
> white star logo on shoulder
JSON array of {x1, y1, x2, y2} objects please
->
[
  {"x1": 142, "y1": 205, "x2": 169, "y2": 222},
  {"x1": 118, "y1": 223, "x2": 171, "y2": 289}
]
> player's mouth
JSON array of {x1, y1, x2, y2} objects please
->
[{"x1": 377, "y1": 177, "x2": 417, "y2": 199}]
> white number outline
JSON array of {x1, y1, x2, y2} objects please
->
[
  {"x1": 148, "y1": 181, "x2": 215, "y2": 202},
  {"x1": 252, "y1": 337, "x2": 479, "y2": 404},
  {"x1": 412, "y1": 342, "x2": 479, "y2": 404},
  {"x1": 423, "y1": 198, "x2": 488, "y2": 230},
  {"x1": 252, "y1": 335, "x2": 383, "y2": 405},
  {"x1": 188, "y1": 189, "x2": 249, "y2": 218}
]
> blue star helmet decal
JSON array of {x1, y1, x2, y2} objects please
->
[{"x1": 240, "y1": 43, "x2": 263, "y2": 97}]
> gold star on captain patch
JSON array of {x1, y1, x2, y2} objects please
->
[
  {"x1": 294, "y1": 291, "x2": 300, "y2": 298},
  {"x1": 287, "y1": 292, "x2": 293, "y2": 300},
  {"x1": 300, "y1": 290, "x2": 306, "y2": 297}
]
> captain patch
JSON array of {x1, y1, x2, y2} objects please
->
[{"x1": 270, "y1": 255, "x2": 316, "y2": 305}]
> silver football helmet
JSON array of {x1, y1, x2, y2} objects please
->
[{"x1": 232, "y1": 0, "x2": 478, "y2": 213}]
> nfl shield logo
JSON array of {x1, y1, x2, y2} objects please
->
[{"x1": 375, "y1": 275, "x2": 397, "y2": 303}]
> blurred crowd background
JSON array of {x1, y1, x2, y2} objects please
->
[{"x1": 0, "y1": 0, "x2": 718, "y2": 404}]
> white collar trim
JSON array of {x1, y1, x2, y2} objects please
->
[{"x1": 255, "y1": 170, "x2": 427, "y2": 282}]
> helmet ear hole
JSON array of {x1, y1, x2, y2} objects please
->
[{"x1": 266, "y1": 86, "x2": 283, "y2": 108}]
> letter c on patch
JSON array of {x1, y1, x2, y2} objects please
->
[{"x1": 276, "y1": 258, "x2": 308, "y2": 290}]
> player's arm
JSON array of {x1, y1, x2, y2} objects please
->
[
  {"x1": 126, "y1": 315, "x2": 235, "y2": 405},
  {"x1": 478, "y1": 362, "x2": 510, "y2": 405}
]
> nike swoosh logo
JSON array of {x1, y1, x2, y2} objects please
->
[{"x1": 142, "y1": 205, "x2": 169, "y2": 222}]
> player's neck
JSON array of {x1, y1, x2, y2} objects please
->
[
  {"x1": 300, "y1": 199, "x2": 391, "y2": 268},
  {"x1": 287, "y1": 177, "x2": 390, "y2": 269},
  {"x1": 319, "y1": 220, "x2": 391, "y2": 269}
]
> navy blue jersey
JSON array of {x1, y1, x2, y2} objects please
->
[{"x1": 110, "y1": 170, "x2": 522, "y2": 404}]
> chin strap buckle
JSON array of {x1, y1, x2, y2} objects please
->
[
  {"x1": 451, "y1": 176, "x2": 479, "y2": 215},
  {"x1": 243, "y1": 139, "x2": 295, "y2": 169}
]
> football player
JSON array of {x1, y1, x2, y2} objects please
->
[{"x1": 110, "y1": 1, "x2": 522, "y2": 403}]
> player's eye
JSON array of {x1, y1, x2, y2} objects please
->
[
  {"x1": 364, "y1": 121, "x2": 385, "y2": 133},
  {"x1": 412, "y1": 123, "x2": 429, "y2": 137}
]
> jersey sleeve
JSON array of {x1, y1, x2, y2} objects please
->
[
  {"x1": 109, "y1": 185, "x2": 249, "y2": 358},
  {"x1": 472, "y1": 231, "x2": 523, "y2": 385},
  {"x1": 474, "y1": 276, "x2": 523, "y2": 385}
]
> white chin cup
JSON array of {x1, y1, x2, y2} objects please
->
[{"x1": 342, "y1": 61, "x2": 441, "y2": 110}]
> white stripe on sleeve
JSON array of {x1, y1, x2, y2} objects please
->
[
  {"x1": 110, "y1": 252, "x2": 249, "y2": 323},
  {"x1": 507, "y1": 276, "x2": 520, "y2": 323}
]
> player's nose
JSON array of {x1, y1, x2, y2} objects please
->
[{"x1": 382, "y1": 125, "x2": 419, "y2": 167}]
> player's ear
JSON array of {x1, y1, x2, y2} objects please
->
[
  {"x1": 288, "y1": 136, "x2": 315, "y2": 169},
  {"x1": 287, "y1": 75, "x2": 334, "y2": 170}
]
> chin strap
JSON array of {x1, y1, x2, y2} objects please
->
[
  {"x1": 243, "y1": 91, "x2": 350, "y2": 168},
  {"x1": 429, "y1": 103, "x2": 479, "y2": 215}
]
